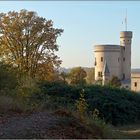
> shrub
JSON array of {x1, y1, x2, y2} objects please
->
[
  {"x1": 0, "y1": 62, "x2": 18, "y2": 96},
  {"x1": 108, "y1": 76, "x2": 121, "y2": 88},
  {"x1": 0, "y1": 95, "x2": 38, "y2": 113},
  {"x1": 16, "y1": 76, "x2": 41, "y2": 100},
  {"x1": 75, "y1": 90, "x2": 88, "y2": 121},
  {"x1": 38, "y1": 82, "x2": 140, "y2": 126}
]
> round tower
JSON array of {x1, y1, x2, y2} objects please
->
[
  {"x1": 94, "y1": 45, "x2": 121, "y2": 81},
  {"x1": 120, "y1": 31, "x2": 132, "y2": 81}
]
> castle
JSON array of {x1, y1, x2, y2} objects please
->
[{"x1": 94, "y1": 31, "x2": 140, "y2": 92}]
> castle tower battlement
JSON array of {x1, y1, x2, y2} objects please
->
[{"x1": 120, "y1": 31, "x2": 132, "y2": 81}]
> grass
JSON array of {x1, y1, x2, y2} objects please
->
[
  {"x1": 0, "y1": 95, "x2": 40, "y2": 115},
  {"x1": 50, "y1": 108, "x2": 105, "y2": 139},
  {"x1": 0, "y1": 95, "x2": 140, "y2": 139},
  {"x1": 0, "y1": 86, "x2": 140, "y2": 139}
]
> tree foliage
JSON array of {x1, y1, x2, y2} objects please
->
[
  {"x1": 0, "y1": 62, "x2": 18, "y2": 91},
  {"x1": 39, "y1": 82, "x2": 140, "y2": 126},
  {"x1": 59, "y1": 71, "x2": 68, "y2": 84},
  {"x1": 0, "y1": 9, "x2": 63, "y2": 80},
  {"x1": 85, "y1": 68, "x2": 95, "y2": 85},
  {"x1": 75, "y1": 90, "x2": 88, "y2": 121},
  {"x1": 109, "y1": 76, "x2": 121, "y2": 88},
  {"x1": 69, "y1": 67, "x2": 87, "y2": 86}
]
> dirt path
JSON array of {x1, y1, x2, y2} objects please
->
[
  {"x1": 0, "y1": 111, "x2": 61, "y2": 139},
  {"x1": 1, "y1": 110, "x2": 139, "y2": 139},
  {"x1": 0, "y1": 110, "x2": 99, "y2": 139},
  {"x1": 114, "y1": 124, "x2": 140, "y2": 139}
]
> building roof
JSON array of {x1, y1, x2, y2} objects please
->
[
  {"x1": 94, "y1": 44, "x2": 120, "y2": 48},
  {"x1": 120, "y1": 31, "x2": 133, "y2": 38},
  {"x1": 94, "y1": 44, "x2": 121, "y2": 52},
  {"x1": 121, "y1": 79, "x2": 130, "y2": 85},
  {"x1": 131, "y1": 69, "x2": 140, "y2": 73},
  {"x1": 103, "y1": 61, "x2": 110, "y2": 75}
]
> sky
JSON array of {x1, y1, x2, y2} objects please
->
[{"x1": 0, "y1": 1, "x2": 140, "y2": 68}]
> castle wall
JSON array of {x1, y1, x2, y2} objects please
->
[{"x1": 131, "y1": 72, "x2": 140, "y2": 92}]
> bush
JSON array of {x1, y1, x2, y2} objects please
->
[
  {"x1": 108, "y1": 76, "x2": 121, "y2": 88},
  {"x1": 75, "y1": 90, "x2": 88, "y2": 121},
  {"x1": 0, "y1": 95, "x2": 39, "y2": 113},
  {"x1": 0, "y1": 62, "x2": 18, "y2": 96},
  {"x1": 37, "y1": 82, "x2": 140, "y2": 126},
  {"x1": 84, "y1": 86, "x2": 140, "y2": 125},
  {"x1": 16, "y1": 76, "x2": 41, "y2": 99}
]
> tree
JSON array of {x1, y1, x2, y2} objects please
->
[
  {"x1": 59, "y1": 71, "x2": 68, "y2": 84},
  {"x1": 109, "y1": 76, "x2": 121, "y2": 88},
  {"x1": 0, "y1": 9, "x2": 63, "y2": 80},
  {"x1": 85, "y1": 68, "x2": 95, "y2": 85},
  {"x1": 69, "y1": 67, "x2": 87, "y2": 86}
]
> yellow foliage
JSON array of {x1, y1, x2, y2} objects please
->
[
  {"x1": 0, "y1": 9, "x2": 63, "y2": 80},
  {"x1": 75, "y1": 89, "x2": 88, "y2": 121},
  {"x1": 92, "y1": 108, "x2": 100, "y2": 120}
]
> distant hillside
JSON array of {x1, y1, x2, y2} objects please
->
[
  {"x1": 59, "y1": 67, "x2": 95, "y2": 73},
  {"x1": 58, "y1": 67, "x2": 71, "y2": 73}
]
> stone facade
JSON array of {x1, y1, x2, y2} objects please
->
[{"x1": 131, "y1": 70, "x2": 140, "y2": 92}]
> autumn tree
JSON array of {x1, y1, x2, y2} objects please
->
[
  {"x1": 69, "y1": 67, "x2": 87, "y2": 86},
  {"x1": 0, "y1": 9, "x2": 63, "y2": 80}
]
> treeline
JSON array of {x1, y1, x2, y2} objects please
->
[{"x1": 59, "y1": 67, "x2": 95, "y2": 85}]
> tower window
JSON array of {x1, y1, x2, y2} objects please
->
[
  {"x1": 134, "y1": 82, "x2": 137, "y2": 87},
  {"x1": 123, "y1": 57, "x2": 125, "y2": 61},
  {"x1": 98, "y1": 72, "x2": 100, "y2": 77},
  {"x1": 100, "y1": 72, "x2": 102, "y2": 77},
  {"x1": 94, "y1": 57, "x2": 97, "y2": 66},
  {"x1": 101, "y1": 57, "x2": 103, "y2": 62},
  {"x1": 118, "y1": 58, "x2": 119, "y2": 62},
  {"x1": 98, "y1": 72, "x2": 102, "y2": 77},
  {"x1": 94, "y1": 61, "x2": 97, "y2": 66}
]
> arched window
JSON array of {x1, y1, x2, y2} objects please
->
[
  {"x1": 94, "y1": 57, "x2": 97, "y2": 66},
  {"x1": 123, "y1": 73, "x2": 125, "y2": 80},
  {"x1": 118, "y1": 58, "x2": 119, "y2": 62},
  {"x1": 134, "y1": 82, "x2": 137, "y2": 87},
  {"x1": 101, "y1": 57, "x2": 103, "y2": 62}
]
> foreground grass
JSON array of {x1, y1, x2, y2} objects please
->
[
  {"x1": 0, "y1": 95, "x2": 107, "y2": 138},
  {"x1": 0, "y1": 108, "x2": 107, "y2": 139},
  {"x1": 0, "y1": 89, "x2": 140, "y2": 139},
  {"x1": 0, "y1": 95, "x2": 139, "y2": 139}
]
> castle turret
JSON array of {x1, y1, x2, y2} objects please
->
[
  {"x1": 120, "y1": 31, "x2": 132, "y2": 81},
  {"x1": 102, "y1": 61, "x2": 110, "y2": 85}
]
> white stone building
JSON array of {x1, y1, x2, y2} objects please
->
[
  {"x1": 131, "y1": 69, "x2": 140, "y2": 92},
  {"x1": 94, "y1": 31, "x2": 137, "y2": 90}
]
